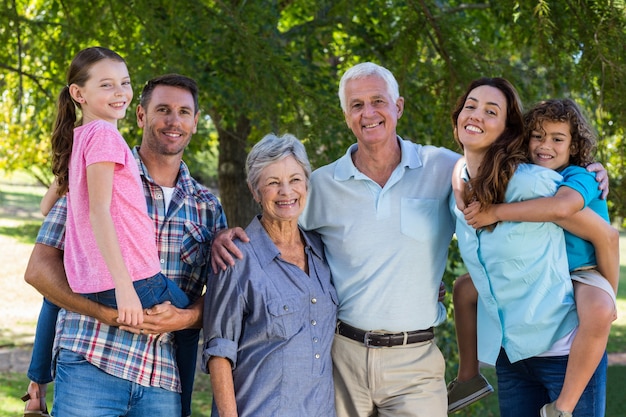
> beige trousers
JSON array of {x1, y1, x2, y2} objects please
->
[{"x1": 332, "y1": 333, "x2": 447, "y2": 417}]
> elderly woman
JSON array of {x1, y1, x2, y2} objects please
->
[{"x1": 202, "y1": 133, "x2": 338, "y2": 417}]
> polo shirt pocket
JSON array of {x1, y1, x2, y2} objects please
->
[
  {"x1": 267, "y1": 297, "x2": 302, "y2": 339},
  {"x1": 180, "y1": 221, "x2": 212, "y2": 267},
  {"x1": 400, "y1": 198, "x2": 439, "y2": 242}
]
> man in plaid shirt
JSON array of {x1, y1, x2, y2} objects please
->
[{"x1": 24, "y1": 74, "x2": 227, "y2": 416}]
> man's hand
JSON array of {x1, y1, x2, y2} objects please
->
[
  {"x1": 211, "y1": 227, "x2": 250, "y2": 273},
  {"x1": 120, "y1": 295, "x2": 204, "y2": 335},
  {"x1": 120, "y1": 301, "x2": 194, "y2": 335},
  {"x1": 586, "y1": 162, "x2": 609, "y2": 200}
]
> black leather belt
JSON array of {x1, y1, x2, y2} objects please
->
[{"x1": 336, "y1": 321, "x2": 434, "y2": 348}]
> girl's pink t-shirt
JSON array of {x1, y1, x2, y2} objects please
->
[{"x1": 64, "y1": 119, "x2": 161, "y2": 293}]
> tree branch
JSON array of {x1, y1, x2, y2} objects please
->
[{"x1": 0, "y1": 63, "x2": 55, "y2": 99}]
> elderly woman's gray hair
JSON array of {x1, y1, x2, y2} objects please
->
[
  {"x1": 338, "y1": 62, "x2": 400, "y2": 114},
  {"x1": 246, "y1": 133, "x2": 312, "y2": 196}
]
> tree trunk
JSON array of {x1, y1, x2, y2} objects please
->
[{"x1": 216, "y1": 114, "x2": 258, "y2": 228}]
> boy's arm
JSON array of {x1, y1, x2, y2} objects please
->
[
  {"x1": 40, "y1": 179, "x2": 61, "y2": 216},
  {"x1": 87, "y1": 162, "x2": 143, "y2": 326},
  {"x1": 464, "y1": 186, "x2": 584, "y2": 229},
  {"x1": 557, "y1": 209, "x2": 620, "y2": 293}
]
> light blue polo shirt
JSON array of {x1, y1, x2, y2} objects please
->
[
  {"x1": 300, "y1": 137, "x2": 460, "y2": 332},
  {"x1": 452, "y1": 163, "x2": 578, "y2": 365}
]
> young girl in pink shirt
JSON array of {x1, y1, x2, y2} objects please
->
[
  {"x1": 23, "y1": 50, "x2": 194, "y2": 415},
  {"x1": 46, "y1": 47, "x2": 189, "y2": 322}
]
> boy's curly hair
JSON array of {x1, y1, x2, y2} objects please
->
[{"x1": 524, "y1": 98, "x2": 597, "y2": 167}]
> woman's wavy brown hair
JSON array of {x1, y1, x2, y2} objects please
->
[
  {"x1": 524, "y1": 98, "x2": 597, "y2": 167},
  {"x1": 451, "y1": 77, "x2": 528, "y2": 208},
  {"x1": 51, "y1": 47, "x2": 126, "y2": 196}
]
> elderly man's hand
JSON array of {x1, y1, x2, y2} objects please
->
[{"x1": 438, "y1": 282, "x2": 446, "y2": 302}]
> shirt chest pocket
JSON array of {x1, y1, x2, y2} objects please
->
[
  {"x1": 400, "y1": 198, "x2": 440, "y2": 242},
  {"x1": 266, "y1": 297, "x2": 303, "y2": 340},
  {"x1": 180, "y1": 221, "x2": 213, "y2": 268}
]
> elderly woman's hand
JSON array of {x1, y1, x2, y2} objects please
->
[{"x1": 438, "y1": 282, "x2": 446, "y2": 302}]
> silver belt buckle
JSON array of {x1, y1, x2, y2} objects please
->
[{"x1": 363, "y1": 331, "x2": 383, "y2": 348}]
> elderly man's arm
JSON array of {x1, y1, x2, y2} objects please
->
[{"x1": 24, "y1": 243, "x2": 119, "y2": 326}]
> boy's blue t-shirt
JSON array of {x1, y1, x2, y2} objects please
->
[{"x1": 559, "y1": 165, "x2": 610, "y2": 270}]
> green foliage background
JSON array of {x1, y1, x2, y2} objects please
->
[
  {"x1": 2, "y1": 0, "x2": 626, "y2": 226},
  {"x1": 1, "y1": 4, "x2": 625, "y2": 412}
]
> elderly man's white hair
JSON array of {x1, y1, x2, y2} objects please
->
[{"x1": 338, "y1": 62, "x2": 400, "y2": 113}]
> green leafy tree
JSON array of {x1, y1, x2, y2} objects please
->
[
  {"x1": 3, "y1": 0, "x2": 626, "y2": 225},
  {"x1": 2, "y1": 5, "x2": 626, "y2": 407}
]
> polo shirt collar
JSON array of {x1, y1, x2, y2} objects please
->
[{"x1": 334, "y1": 135, "x2": 422, "y2": 181}]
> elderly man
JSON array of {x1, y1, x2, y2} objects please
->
[{"x1": 213, "y1": 62, "x2": 459, "y2": 416}]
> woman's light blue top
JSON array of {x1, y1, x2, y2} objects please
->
[{"x1": 452, "y1": 163, "x2": 578, "y2": 365}]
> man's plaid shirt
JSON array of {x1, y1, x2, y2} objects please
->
[{"x1": 42, "y1": 147, "x2": 227, "y2": 392}]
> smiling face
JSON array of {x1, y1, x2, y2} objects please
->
[
  {"x1": 254, "y1": 156, "x2": 308, "y2": 223},
  {"x1": 456, "y1": 85, "x2": 508, "y2": 155},
  {"x1": 137, "y1": 85, "x2": 199, "y2": 157},
  {"x1": 528, "y1": 120, "x2": 572, "y2": 171},
  {"x1": 343, "y1": 75, "x2": 404, "y2": 148},
  {"x1": 71, "y1": 59, "x2": 132, "y2": 126}
]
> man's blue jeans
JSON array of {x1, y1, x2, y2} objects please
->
[
  {"x1": 496, "y1": 348, "x2": 607, "y2": 417},
  {"x1": 27, "y1": 291, "x2": 197, "y2": 416},
  {"x1": 83, "y1": 272, "x2": 196, "y2": 416},
  {"x1": 53, "y1": 349, "x2": 181, "y2": 416}
]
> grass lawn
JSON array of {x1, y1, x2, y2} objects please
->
[{"x1": 1, "y1": 174, "x2": 625, "y2": 416}]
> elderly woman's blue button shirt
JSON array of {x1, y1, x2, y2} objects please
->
[{"x1": 203, "y1": 215, "x2": 338, "y2": 416}]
